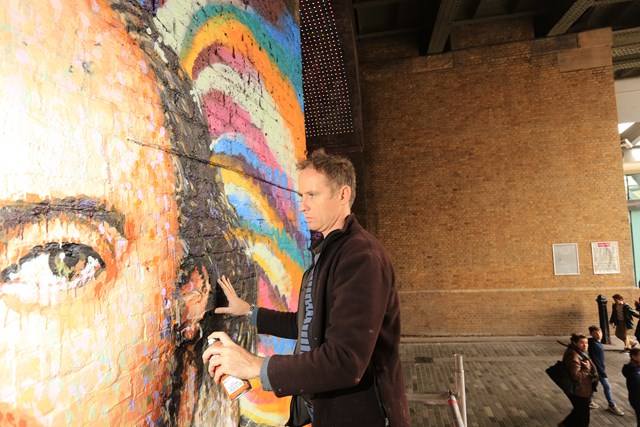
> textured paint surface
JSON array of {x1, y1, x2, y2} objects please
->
[
  {"x1": 0, "y1": 3, "x2": 181, "y2": 425},
  {"x1": 0, "y1": 0, "x2": 305, "y2": 426},
  {"x1": 155, "y1": 1, "x2": 308, "y2": 424}
]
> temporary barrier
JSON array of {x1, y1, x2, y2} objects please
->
[
  {"x1": 406, "y1": 353, "x2": 467, "y2": 427},
  {"x1": 447, "y1": 391, "x2": 466, "y2": 427}
]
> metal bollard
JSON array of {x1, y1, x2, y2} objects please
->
[
  {"x1": 447, "y1": 391, "x2": 466, "y2": 427},
  {"x1": 596, "y1": 294, "x2": 611, "y2": 344},
  {"x1": 453, "y1": 354, "x2": 466, "y2": 427}
]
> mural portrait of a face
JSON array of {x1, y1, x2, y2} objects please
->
[
  {"x1": 0, "y1": 0, "x2": 256, "y2": 425},
  {"x1": 0, "y1": 0, "x2": 307, "y2": 424}
]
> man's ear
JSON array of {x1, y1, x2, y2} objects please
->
[
  {"x1": 340, "y1": 185, "x2": 351, "y2": 206},
  {"x1": 177, "y1": 266, "x2": 212, "y2": 341}
]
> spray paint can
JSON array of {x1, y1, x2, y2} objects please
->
[{"x1": 207, "y1": 337, "x2": 252, "y2": 400}]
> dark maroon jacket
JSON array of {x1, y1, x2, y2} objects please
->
[{"x1": 257, "y1": 215, "x2": 410, "y2": 426}]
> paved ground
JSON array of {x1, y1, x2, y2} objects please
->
[{"x1": 401, "y1": 336, "x2": 638, "y2": 426}]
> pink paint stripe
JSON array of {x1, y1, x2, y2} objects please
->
[
  {"x1": 257, "y1": 275, "x2": 296, "y2": 312},
  {"x1": 192, "y1": 43, "x2": 261, "y2": 84},
  {"x1": 203, "y1": 90, "x2": 299, "y2": 224},
  {"x1": 203, "y1": 90, "x2": 282, "y2": 174}
]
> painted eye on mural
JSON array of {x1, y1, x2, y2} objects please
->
[{"x1": 0, "y1": 242, "x2": 106, "y2": 305}]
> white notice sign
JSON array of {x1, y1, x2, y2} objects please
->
[
  {"x1": 553, "y1": 243, "x2": 580, "y2": 275},
  {"x1": 591, "y1": 241, "x2": 620, "y2": 274}
]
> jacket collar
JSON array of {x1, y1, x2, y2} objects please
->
[
  {"x1": 569, "y1": 343, "x2": 590, "y2": 360},
  {"x1": 309, "y1": 214, "x2": 356, "y2": 254}
]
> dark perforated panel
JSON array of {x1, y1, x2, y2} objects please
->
[{"x1": 301, "y1": 0, "x2": 355, "y2": 137}]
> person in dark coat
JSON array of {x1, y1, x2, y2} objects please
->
[
  {"x1": 587, "y1": 325, "x2": 624, "y2": 415},
  {"x1": 559, "y1": 333, "x2": 598, "y2": 427},
  {"x1": 610, "y1": 294, "x2": 639, "y2": 351},
  {"x1": 203, "y1": 149, "x2": 410, "y2": 427},
  {"x1": 623, "y1": 347, "x2": 640, "y2": 427},
  {"x1": 634, "y1": 298, "x2": 640, "y2": 343}
]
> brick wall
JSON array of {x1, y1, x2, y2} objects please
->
[{"x1": 359, "y1": 20, "x2": 637, "y2": 336}]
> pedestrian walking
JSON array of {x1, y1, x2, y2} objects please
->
[
  {"x1": 559, "y1": 333, "x2": 598, "y2": 427},
  {"x1": 610, "y1": 294, "x2": 639, "y2": 351},
  {"x1": 587, "y1": 325, "x2": 624, "y2": 415}
]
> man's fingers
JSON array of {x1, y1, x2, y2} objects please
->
[
  {"x1": 203, "y1": 344, "x2": 224, "y2": 381},
  {"x1": 216, "y1": 278, "x2": 230, "y2": 291},
  {"x1": 207, "y1": 331, "x2": 234, "y2": 346},
  {"x1": 214, "y1": 307, "x2": 231, "y2": 314},
  {"x1": 202, "y1": 343, "x2": 220, "y2": 363},
  {"x1": 218, "y1": 275, "x2": 232, "y2": 288},
  {"x1": 214, "y1": 366, "x2": 227, "y2": 384},
  {"x1": 217, "y1": 276, "x2": 237, "y2": 297},
  {"x1": 207, "y1": 358, "x2": 220, "y2": 379}
]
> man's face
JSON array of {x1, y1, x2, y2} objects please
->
[
  {"x1": 576, "y1": 338, "x2": 589, "y2": 352},
  {"x1": 590, "y1": 329, "x2": 603, "y2": 341},
  {"x1": 0, "y1": 2, "x2": 180, "y2": 425},
  {"x1": 297, "y1": 167, "x2": 347, "y2": 237}
]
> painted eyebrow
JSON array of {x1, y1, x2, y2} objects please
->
[{"x1": 0, "y1": 197, "x2": 125, "y2": 236}]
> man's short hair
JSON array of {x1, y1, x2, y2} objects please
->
[
  {"x1": 588, "y1": 325, "x2": 601, "y2": 333},
  {"x1": 631, "y1": 348, "x2": 640, "y2": 358},
  {"x1": 613, "y1": 293, "x2": 623, "y2": 301},
  {"x1": 298, "y1": 149, "x2": 356, "y2": 206},
  {"x1": 570, "y1": 333, "x2": 588, "y2": 343}
]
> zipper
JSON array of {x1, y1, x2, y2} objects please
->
[{"x1": 372, "y1": 366, "x2": 390, "y2": 426}]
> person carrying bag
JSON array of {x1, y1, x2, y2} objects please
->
[{"x1": 551, "y1": 334, "x2": 598, "y2": 427}]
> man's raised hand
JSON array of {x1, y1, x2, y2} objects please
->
[{"x1": 214, "y1": 275, "x2": 251, "y2": 316}]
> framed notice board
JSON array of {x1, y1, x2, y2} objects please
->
[
  {"x1": 591, "y1": 241, "x2": 620, "y2": 274},
  {"x1": 553, "y1": 243, "x2": 580, "y2": 275}
]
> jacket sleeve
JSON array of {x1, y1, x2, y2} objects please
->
[
  {"x1": 256, "y1": 308, "x2": 299, "y2": 339},
  {"x1": 610, "y1": 305, "x2": 616, "y2": 324},
  {"x1": 267, "y1": 237, "x2": 394, "y2": 396}
]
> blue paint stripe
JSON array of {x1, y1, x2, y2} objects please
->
[{"x1": 225, "y1": 193, "x2": 306, "y2": 267}]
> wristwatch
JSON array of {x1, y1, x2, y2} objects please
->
[{"x1": 247, "y1": 303, "x2": 256, "y2": 318}]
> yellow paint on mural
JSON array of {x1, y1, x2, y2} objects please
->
[{"x1": 219, "y1": 169, "x2": 284, "y2": 230}]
